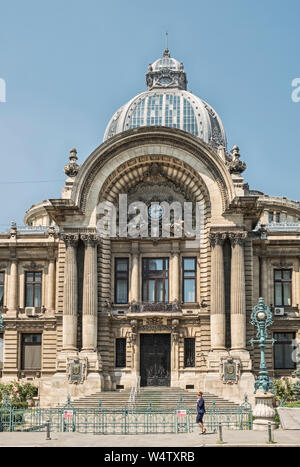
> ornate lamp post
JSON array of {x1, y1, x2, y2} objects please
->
[{"x1": 250, "y1": 297, "x2": 276, "y2": 394}]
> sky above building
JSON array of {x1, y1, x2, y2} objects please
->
[{"x1": 0, "y1": 0, "x2": 300, "y2": 227}]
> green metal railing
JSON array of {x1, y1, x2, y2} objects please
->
[{"x1": 0, "y1": 394, "x2": 252, "y2": 434}]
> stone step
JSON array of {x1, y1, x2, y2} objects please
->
[{"x1": 64, "y1": 388, "x2": 240, "y2": 410}]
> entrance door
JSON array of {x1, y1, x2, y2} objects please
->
[{"x1": 140, "y1": 334, "x2": 171, "y2": 387}]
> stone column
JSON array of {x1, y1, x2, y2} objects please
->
[
  {"x1": 171, "y1": 242, "x2": 180, "y2": 302},
  {"x1": 229, "y1": 232, "x2": 247, "y2": 351},
  {"x1": 7, "y1": 259, "x2": 18, "y2": 316},
  {"x1": 61, "y1": 233, "x2": 79, "y2": 352},
  {"x1": 47, "y1": 258, "x2": 56, "y2": 311},
  {"x1": 209, "y1": 232, "x2": 226, "y2": 350},
  {"x1": 81, "y1": 233, "x2": 99, "y2": 352},
  {"x1": 261, "y1": 256, "x2": 269, "y2": 305},
  {"x1": 130, "y1": 243, "x2": 140, "y2": 302}
]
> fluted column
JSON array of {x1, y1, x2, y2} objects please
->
[
  {"x1": 171, "y1": 242, "x2": 180, "y2": 301},
  {"x1": 61, "y1": 233, "x2": 79, "y2": 352},
  {"x1": 130, "y1": 243, "x2": 140, "y2": 302},
  {"x1": 261, "y1": 256, "x2": 269, "y2": 305},
  {"x1": 47, "y1": 258, "x2": 56, "y2": 311},
  {"x1": 81, "y1": 233, "x2": 99, "y2": 352},
  {"x1": 229, "y1": 232, "x2": 247, "y2": 351},
  {"x1": 209, "y1": 232, "x2": 226, "y2": 350},
  {"x1": 7, "y1": 258, "x2": 18, "y2": 314}
]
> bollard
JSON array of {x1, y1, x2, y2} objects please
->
[
  {"x1": 267, "y1": 421, "x2": 273, "y2": 444},
  {"x1": 217, "y1": 422, "x2": 224, "y2": 444},
  {"x1": 46, "y1": 419, "x2": 51, "y2": 440}
]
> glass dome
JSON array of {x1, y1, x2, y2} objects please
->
[{"x1": 103, "y1": 49, "x2": 227, "y2": 149}]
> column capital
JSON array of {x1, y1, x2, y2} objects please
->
[
  {"x1": 60, "y1": 233, "x2": 79, "y2": 247},
  {"x1": 131, "y1": 242, "x2": 140, "y2": 255},
  {"x1": 209, "y1": 232, "x2": 227, "y2": 248},
  {"x1": 228, "y1": 231, "x2": 247, "y2": 246},
  {"x1": 80, "y1": 233, "x2": 100, "y2": 247}
]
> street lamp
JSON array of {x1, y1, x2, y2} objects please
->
[{"x1": 250, "y1": 297, "x2": 276, "y2": 394}]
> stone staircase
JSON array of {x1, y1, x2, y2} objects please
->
[{"x1": 66, "y1": 387, "x2": 239, "y2": 411}]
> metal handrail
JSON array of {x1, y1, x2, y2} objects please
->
[{"x1": 128, "y1": 376, "x2": 141, "y2": 410}]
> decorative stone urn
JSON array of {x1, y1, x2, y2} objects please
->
[{"x1": 253, "y1": 390, "x2": 277, "y2": 431}]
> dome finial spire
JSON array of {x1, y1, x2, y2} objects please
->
[{"x1": 163, "y1": 32, "x2": 170, "y2": 57}]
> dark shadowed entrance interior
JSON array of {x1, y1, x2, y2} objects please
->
[{"x1": 140, "y1": 334, "x2": 171, "y2": 387}]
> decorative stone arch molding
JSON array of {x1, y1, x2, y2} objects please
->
[
  {"x1": 71, "y1": 127, "x2": 235, "y2": 226},
  {"x1": 97, "y1": 154, "x2": 211, "y2": 216}
]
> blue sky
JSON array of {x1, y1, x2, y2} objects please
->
[{"x1": 0, "y1": 0, "x2": 300, "y2": 227}]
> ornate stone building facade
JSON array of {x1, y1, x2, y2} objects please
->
[{"x1": 0, "y1": 48, "x2": 299, "y2": 406}]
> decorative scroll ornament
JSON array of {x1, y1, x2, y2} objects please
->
[
  {"x1": 139, "y1": 317, "x2": 172, "y2": 332},
  {"x1": 23, "y1": 261, "x2": 45, "y2": 271},
  {"x1": 64, "y1": 148, "x2": 80, "y2": 178},
  {"x1": 171, "y1": 318, "x2": 180, "y2": 343},
  {"x1": 226, "y1": 146, "x2": 246, "y2": 174},
  {"x1": 127, "y1": 319, "x2": 138, "y2": 346}
]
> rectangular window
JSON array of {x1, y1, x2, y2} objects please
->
[
  {"x1": 21, "y1": 333, "x2": 42, "y2": 370},
  {"x1": 268, "y1": 211, "x2": 274, "y2": 223},
  {"x1": 275, "y1": 212, "x2": 280, "y2": 223},
  {"x1": 115, "y1": 338, "x2": 126, "y2": 368},
  {"x1": 115, "y1": 259, "x2": 129, "y2": 304},
  {"x1": 0, "y1": 272, "x2": 4, "y2": 308},
  {"x1": 142, "y1": 258, "x2": 169, "y2": 302},
  {"x1": 274, "y1": 269, "x2": 292, "y2": 307},
  {"x1": 183, "y1": 258, "x2": 196, "y2": 303},
  {"x1": 274, "y1": 332, "x2": 296, "y2": 370},
  {"x1": 184, "y1": 338, "x2": 195, "y2": 367},
  {"x1": 25, "y1": 271, "x2": 42, "y2": 307}
]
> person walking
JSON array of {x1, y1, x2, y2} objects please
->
[{"x1": 196, "y1": 391, "x2": 206, "y2": 434}]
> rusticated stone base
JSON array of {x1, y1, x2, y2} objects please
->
[
  {"x1": 39, "y1": 372, "x2": 104, "y2": 407},
  {"x1": 39, "y1": 350, "x2": 104, "y2": 407}
]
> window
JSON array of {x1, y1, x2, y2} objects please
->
[
  {"x1": 21, "y1": 334, "x2": 42, "y2": 370},
  {"x1": 268, "y1": 211, "x2": 274, "y2": 223},
  {"x1": 142, "y1": 258, "x2": 169, "y2": 302},
  {"x1": 115, "y1": 338, "x2": 126, "y2": 368},
  {"x1": 184, "y1": 338, "x2": 195, "y2": 367},
  {"x1": 115, "y1": 259, "x2": 129, "y2": 304},
  {"x1": 182, "y1": 258, "x2": 196, "y2": 303},
  {"x1": 0, "y1": 272, "x2": 4, "y2": 308},
  {"x1": 274, "y1": 269, "x2": 292, "y2": 307},
  {"x1": 25, "y1": 272, "x2": 42, "y2": 307},
  {"x1": 274, "y1": 332, "x2": 296, "y2": 370},
  {"x1": 276, "y1": 212, "x2": 281, "y2": 223}
]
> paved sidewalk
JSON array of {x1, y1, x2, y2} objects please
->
[{"x1": 0, "y1": 428, "x2": 299, "y2": 447}]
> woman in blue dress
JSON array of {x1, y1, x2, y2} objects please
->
[{"x1": 196, "y1": 391, "x2": 206, "y2": 434}]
